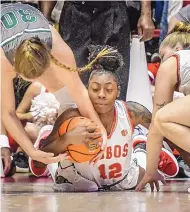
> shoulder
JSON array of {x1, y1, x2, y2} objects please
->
[
  {"x1": 25, "y1": 82, "x2": 42, "y2": 98},
  {"x1": 158, "y1": 56, "x2": 177, "y2": 80}
]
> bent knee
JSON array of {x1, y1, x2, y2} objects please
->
[
  {"x1": 154, "y1": 109, "x2": 168, "y2": 129},
  {"x1": 25, "y1": 123, "x2": 39, "y2": 140}
]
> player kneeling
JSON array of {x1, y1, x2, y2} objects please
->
[{"x1": 29, "y1": 45, "x2": 178, "y2": 191}]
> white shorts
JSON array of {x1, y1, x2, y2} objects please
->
[{"x1": 74, "y1": 160, "x2": 139, "y2": 191}]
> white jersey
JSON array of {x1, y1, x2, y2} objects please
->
[
  {"x1": 173, "y1": 49, "x2": 190, "y2": 93},
  {"x1": 31, "y1": 101, "x2": 147, "y2": 190},
  {"x1": 66, "y1": 100, "x2": 138, "y2": 189}
]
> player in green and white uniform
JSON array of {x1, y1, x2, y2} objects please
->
[{"x1": 1, "y1": 3, "x2": 107, "y2": 176}]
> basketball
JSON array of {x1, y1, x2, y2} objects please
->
[{"x1": 58, "y1": 117, "x2": 103, "y2": 163}]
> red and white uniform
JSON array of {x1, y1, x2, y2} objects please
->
[
  {"x1": 173, "y1": 49, "x2": 190, "y2": 93},
  {"x1": 31, "y1": 100, "x2": 145, "y2": 189},
  {"x1": 60, "y1": 100, "x2": 139, "y2": 190}
]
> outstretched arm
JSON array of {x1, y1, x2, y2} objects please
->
[
  {"x1": 1, "y1": 48, "x2": 65, "y2": 165},
  {"x1": 1, "y1": 48, "x2": 35, "y2": 155},
  {"x1": 146, "y1": 57, "x2": 177, "y2": 176},
  {"x1": 39, "y1": 108, "x2": 81, "y2": 155},
  {"x1": 35, "y1": 107, "x2": 102, "y2": 167},
  {"x1": 50, "y1": 25, "x2": 107, "y2": 150},
  {"x1": 136, "y1": 57, "x2": 178, "y2": 191}
]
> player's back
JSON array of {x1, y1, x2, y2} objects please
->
[{"x1": 1, "y1": 3, "x2": 51, "y2": 65}]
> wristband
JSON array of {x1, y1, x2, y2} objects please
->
[{"x1": 0, "y1": 135, "x2": 10, "y2": 149}]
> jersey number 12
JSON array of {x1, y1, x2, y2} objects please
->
[{"x1": 98, "y1": 163, "x2": 122, "y2": 179}]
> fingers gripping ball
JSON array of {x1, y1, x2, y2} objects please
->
[{"x1": 58, "y1": 117, "x2": 103, "y2": 163}]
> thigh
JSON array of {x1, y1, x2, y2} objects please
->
[{"x1": 158, "y1": 95, "x2": 190, "y2": 127}]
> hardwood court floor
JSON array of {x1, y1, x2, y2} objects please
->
[{"x1": 1, "y1": 174, "x2": 190, "y2": 212}]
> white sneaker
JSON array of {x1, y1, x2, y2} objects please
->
[{"x1": 53, "y1": 163, "x2": 98, "y2": 192}]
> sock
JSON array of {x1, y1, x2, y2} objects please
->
[{"x1": 132, "y1": 149, "x2": 146, "y2": 170}]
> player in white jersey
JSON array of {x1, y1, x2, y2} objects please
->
[
  {"x1": 30, "y1": 45, "x2": 178, "y2": 192},
  {"x1": 137, "y1": 22, "x2": 190, "y2": 191}
]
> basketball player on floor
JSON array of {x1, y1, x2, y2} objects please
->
[{"x1": 30, "y1": 45, "x2": 178, "y2": 192}]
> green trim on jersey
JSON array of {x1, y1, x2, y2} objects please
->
[{"x1": 0, "y1": 28, "x2": 51, "y2": 47}]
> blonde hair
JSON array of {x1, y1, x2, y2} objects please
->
[
  {"x1": 161, "y1": 22, "x2": 190, "y2": 49},
  {"x1": 14, "y1": 37, "x2": 114, "y2": 79}
]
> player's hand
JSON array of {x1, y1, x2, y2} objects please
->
[
  {"x1": 89, "y1": 130, "x2": 107, "y2": 165},
  {"x1": 137, "y1": 14, "x2": 155, "y2": 41},
  {"x1": 1, "y1": 147, "x2": 11, "y2": 177},
  {"x1": 29, "y1": 149, "x2": 68, "y2": 165},
  {"x1": 63, "y1": 123, "x2": 102, "y2": 147},
  {"x1": 136, "y1": 171, "x2": 166, "y2": 192}
]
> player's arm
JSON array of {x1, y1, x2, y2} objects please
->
[
  {"x1": 50, "y1": 25, "x2": 107, "y2": 147},
  {"x1": 126, "y1": 101, "x2": 152, "y2": 129},
  {"x1": 39, "y1": 108, "x2": 81, "y2": 155},
  {"x1": 16, "y1": 82, "x2": 42, "y2": 121},
  {"x1": 33, "y1": 108, "x2": 80, "y2": 168},
  {"x1": 138, "y1": 0, "x2": 155, "y2": 41},
  {"x1": 1, "y1": 49, "x2": 36, "y2": 156},
  {"x1": 146, "y1": 57, "x2": 178, "y2": 176},
  {"x1": 39, "y1": 1, "x2": 57, "y2": 21}
]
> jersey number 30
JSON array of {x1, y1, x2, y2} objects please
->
[
  {"x1": 99, "y1": 163, "x2": 122, "y2": 179},
  {"x1": 1, "y1": 10, "x2": 37, "y2": 29}
]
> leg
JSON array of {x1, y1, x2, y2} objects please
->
[
  {"x1": 164, "y1": 138, "x2": 190, "y2": 166},
  {"x1": 24, "y1": 123, "x2": 40, "y2": 144},
  {"x1": 16, "y1": 123, "x2": 39, "y2": 153},
  {"x1": 155, "y1": 95, "x2": 190, "y2": 153}
]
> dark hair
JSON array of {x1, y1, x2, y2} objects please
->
[{"x1": 87, "y1": 45, "x2": 124, "y2": 86}]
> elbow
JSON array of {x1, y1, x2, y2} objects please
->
[{"x1": 2, "y1": 110, "x2": 17, "y2": 122}]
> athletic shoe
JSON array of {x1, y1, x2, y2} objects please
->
[
  {"x1": 29, "y1": 125, "x2": 53, "y2": 177},
  {"x1": 53, "y1": 163, "x2": 98, "y2": 192},
  {"x1": 133, "y1": 142, "x2": 179, "y2": 178},
  {"x1": 177, "y1": 156, "x2": 190, "y2": 178},
  {"x1": 158, "y1": 148, "x2": 179, "y2": 178},
  {"x1": 13, "y1": 152, "x2": 29, "y2": 173}
]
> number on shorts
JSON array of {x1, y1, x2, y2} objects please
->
[
  {"x1": 1, "y1": 9, "x2": 37, "y2": 29},
  {"x1": 98, "y1": 163, "x2": 122, "y2": 180}
]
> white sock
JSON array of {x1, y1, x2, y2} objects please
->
[{"x1": 132, "y1": 149, "x2": 146, "y2": 170}]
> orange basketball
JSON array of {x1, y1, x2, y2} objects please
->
[{"x1": 58, "y1": 117, "x2": 103, "y2": 163}]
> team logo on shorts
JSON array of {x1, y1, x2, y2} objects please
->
[{"x1": 121, "y1": 129, "x2": 128, "y2": 136}]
